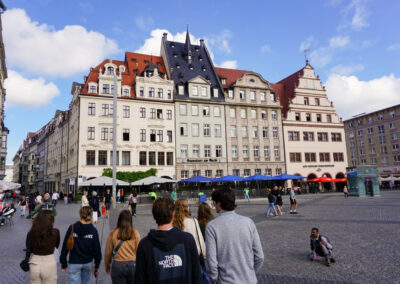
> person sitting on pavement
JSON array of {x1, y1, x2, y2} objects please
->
[
  {"x1": 309, "y1": 227, "x2": 335, "y2": 266},
  {"x1": 0, "y1": 203, "x2": 16, "y2": 225},
  {"x1": 27, "y1": 193, "x2": 57, "y2": 219},
  {"x1": 0, "y1": 202, "x2": 11, "y2": 216}
]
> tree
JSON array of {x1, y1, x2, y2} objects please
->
[{"x1": 101, "y1": 168, "x2": 157, "y2": 183}]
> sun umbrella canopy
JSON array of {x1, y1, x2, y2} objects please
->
[
  {"x1": 131, "y1": 176, "x2": 177, "y2": 186},
  {"x1": 273, "y1": 174, "x2": 307, "y2": 180},
  {"x1": 179, "y1": 176, "x2": 215, "y2": 183},
  {"x1": 79, "y1": 176, "x2": 130, "y2": 186},
  {"x1": 212, "y1": 175, "x2": 245, "y2": 182},
  {"x1": 0, "y1": 180, "x2": 21, "y2": 190},
  {"x1": 243, "y1": 175, "x2": 274, "y2": 181}
]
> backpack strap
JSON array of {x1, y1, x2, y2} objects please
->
[{"x1": 112, "y1": 240, "x2": 124, "y2": 259}]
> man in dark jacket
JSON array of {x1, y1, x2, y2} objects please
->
[
  {"x1": 27, "y1": 193, "x2": 57, "y2": 218},
  {"x1": 135, "y1": 197, "x2": 201, "y2": 284}
]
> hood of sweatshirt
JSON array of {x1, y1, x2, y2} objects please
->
[
  {"x1": 147, "y1": 227, "x2": 181, "y2": 252},
  {"x1": 73, "y1": 221, "x2": 96, "y2": 237}
]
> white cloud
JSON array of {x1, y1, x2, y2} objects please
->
[
  {"x1": 3, "y1": 8, "x2": 119, "y2": 77},
  {"x1": 309, "y1": 36, "x2": 350, "y2": 67},
  {"x1": 261, "y1": 44, "x2": 272, "y2": 53},
  {"x1": 207, "y1": 29, "x2": 233, "y2": 54},
  {"x1": 330, "y1": 64, "x2": 364, "y2": 75},
  {"x1": 135, "y1": 16, "x2": 154, "y2": 31},
  {"x1": 387, "y1": 43, "x2": 400, "y2": 51},
  {"x1": 350, "y1": 0, "x2": 369, "y2": 30},
  {"x1": 329, "y1": 36, "x2": 350, "y2": 48},
  {"x1": 218, "y1": 60, "x2": 238, "y2": 69},
  {"x1": 326, "y1": 74, "x2": 400, "y2": 119},
  {"x1": 5, "y1": 70, "x2": 60, "y2": 108},
  {"x1": 299, "y1": 36, "x2": 314, "y2": 51}
]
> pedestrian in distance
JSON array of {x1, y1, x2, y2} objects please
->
[
  {"x1": 171, "y1": 187, "x2": 178, "y2": 202},
  {"x1": 134, "y1": 197, "x2": 202, "y2": 283},
  {"x1": 89, "y1": 191, "x2": 100, "y2": 224},
  {"x1": 28, "y1": 193, "x2": 36, "y2": 215},
  {"x1": 289, "y1": 186, "x2": 298, "y2": 214},
  {"x1": 148, "y1": 190, "x2": 157, "y2": 202},
  {"x1": 60, "y1": 206, "x2": 102, "y2": 284},
  {"x1": 25, "y1": 210, "x2": 60, "y2": 284},
  {"x1": 27, "y1": 193, "x2": 57, "y2": 219},
  {"x1": 265, "y1": 189, "x2": 278, "y2": 217},
  {"x1": 197, "y1": 202, "x2": 214, "y2": 240},
  {"x1": 117, "y1": 189, "x2": 121, "y2": 204},
  {"x1": 81, "y1": 191, "x2": 89, "y2": 207},
  {"x1": 276, "y1": 186, "x2": 284, "y2": 215},
  {"x1": 205, "y1": 188, "x2": 264, "y2": 284},
  {"x1": 105, "y1": 210, "x2": 141, "y2": 284},
  {"x1": 343, "y1": 185, "x2": 348, "y2": 198},
  {"x1": 309, "y1": 227, "x2": 335, "y2": 267},
  {"x1": 18, "y1": 195, "x2": 28, "y2": 216},
  {"x1": 121, "y1": 188, "x2": 124, "y2": 203},
  {"x1": 103, "y1": 188, "x2": 113, "y2": 218},
  {"x1": 243, "y1": 186, "x2": 250, "y2": 203},
  {"x1": 128, "y1": 191, "x2": 137, "y2": 216},
  {"x1": 51, "y1": 191, "x2": 59, "y2": 207}
]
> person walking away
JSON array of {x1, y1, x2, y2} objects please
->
[
  {"x1": 18, "y1": 195, "x2": 28, "y2": 216},
  {"x1": 148, "y1": 190, "x2": 157, "y2": 202},
  {"x1": 343, "y1": 185, "x2": 348, "y2": 198},
  {"x1": 117, "y1": 190, "x2": 121, "y2": 203},
  {"x1": 120, "y1": 188, "x2": 124, "y2": 203},
  {"x1": 105, "y1": 210, "x2": 141, "y2": 283},
  {"x1": 59, "y1": 191, "x2": 64, "y2": 201},
  {"x1": 265, "y1": 189, "x2": 278, "y2": 217},
  {"x1": 290, "y1": 186, "x2": 298, "y2": 214},
  {"x1": 103, "y1": 189, "x2": 113, "y2": 218},
  {"x1": 197, "y1": 202, "x2": 214, "y2": 239},
  {"x1": 28, "y1": 193, "x2": 36, "y2": 215},
  {"x1": 12, "y1": 191, "x2": 17, "y2": 201},
  {"x1": 60, "y1": 206, "x2": 102, "y2": 284},
  {"x1": 243, "y1": 187, "x2": 250, "y2": 203},
  {"x1": 134, "y1": 197, "x2": 202, "y2": 283},
  {"x1": 27, "y1": 193, "x2": 57, "y2": 219},
  {"x1": 0, "y1": 203, "x2": 16, "y2": 225},
  {"x1": 89, "y1": 191, "x2": 100, "y2": 224},
  {"x1": 276, "y1": 186, "x2": 284, "y2": 215},
  {"x1": 128, "y1": 191, "x2": 137, "y2": 216},
  {"x1": 173, "y1": 199, "x2": 206, "y2": 257},
  {"x1": 68, "y1": 191, "x2": 74, "y2": 204},
  {"x1": 81, "y1": 191, "x2": 89, "y2": 207},
  {"x1": 25, "y1": 210, "x2": 60, "y2": 284},
  {"x1": 309, "y1": 228, "x2": 335, "y2": 266},
  {"x1": 52, "y1": 191, "x2": 59, "y2": 207},
  {"x1": 171, "y1": 187, "x2": 177, "y2": 202},
  {"x1": 272, "y1": 186, "x2": 281, "y2": 215},
  {"x1": 205, "y1": 188, "x2": 264, "y2": 284}
]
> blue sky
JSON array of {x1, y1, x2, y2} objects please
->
[{"x1": 3, "y1": 0, "x2": 400, "y2": 163}]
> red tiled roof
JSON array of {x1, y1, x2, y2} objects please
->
[
  {"x1": 81, "y1": 52, "x2": 167, "y2": 98},
  {"x1": 215, "y1": 67, "x2": 251, "y2": 88}
]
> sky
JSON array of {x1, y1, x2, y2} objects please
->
[{"x1": 3, "y1": 0, "x2": 400, "y2": 164}]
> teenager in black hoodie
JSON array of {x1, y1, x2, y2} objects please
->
[
  {"x1": 135, "y1": 197, "x2": 202, "y2": 284},
  {"x1": 60, "y1": 206, "x2": 102, "y2": 284}
]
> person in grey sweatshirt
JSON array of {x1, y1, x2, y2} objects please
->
[{"x1": 205, "y1": 188, "x2": 264, "y2": 284}]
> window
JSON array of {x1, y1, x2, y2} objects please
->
[
  {"x1": 180, "y1": 124, "x2": 188, "y2": 136},
  {"x1": 357, "y1": 119, "x2": 363, "y2": 125},
  {"x1": 192, "y1": 86, "x2": 198, "y2": 96},
  {"x1": 295, "y1": 113, "x2": 300, "y2": 121},
  {"x1": 331, "y1": 133, "x2": 342, "y2": 142},
  {"x1": 181, "y1": 171, "x2": 189, "y2": 179},
  {"x1": 122, "y1": 151, "x2": 130, "y2": 165},
  {"x1": 102, "y1": 104, "x2": 109, "y2": 116},
  {"x1": 139, "y1": 152, "x2": 147, "y2": 165},
  {"x1": 252, "y1": 126, "x2": 258, "y2": 138},
  {"x1": 232, "y1": 146, "x2": 238, "y2": 158},
  {"x1": 273, "y1": 127, "x2": 279, "y2": 138},
  {"x1": 192, "y1": 170, "x2": 201, "y2": 177},
  {"x1": 243, "y1": 146, "x2": 249, "y2": 158},
  {"x1": 379, "y1": 135, "x2": 386, "y2": 145},
  {"x1": 367, "y1": 127, "x2": 374, "y2": 134},
  {"x1": 306, "y1": 113, "x2": 311, "y2": 121},
  {"x1": 214, "y1": 107, "x2": 221, "y2": 117},
  {"x1": 155, "y1": 109, "x2": 163, "y2": 119},
  {"x1": 192, "y1": 124, "x2": 199, "y2": 137},
  {"x1": 201, "y1": 87, "x2": 207, "y2": 96},
  {"x1": 317, "y1": 132, "x2": 328, "y2": 142},
  {"x1": 148, "y1": 152, "x2": 156, "y2": 165},
  {"x1": 148, "y1": 87, "x2": 155, "y2": 97},
  {"x1": 157, "y1": 152, "x2": 165, "y2": 165},
  {"x1": 150, "y1": 129, "x2": 156, "y2": 142},
  {"x1": 107, "y1": 66, "x2": 114, "y2": 75},
  {"x1": 305, "y1": 152, "x2": 316, "y2": 162},
  {"x1": 316, "y1": 114, "x2": 321, "y2": 122},
  {"x1": 275, "y1": 168, "x2": 282, "y2": 175},
  {"x1": 390, "y1": 111, "x2": 395, "y2": 118},
  {"x1": 261, "y1": 110, "x2": 267, "y2": 119},
  {"x1": 233, "y1": 169, "x2": 240, "y2": 176},
  {"x1": 228, "y1": 90, "x2": 234, "y2": 99},
  {"x1": 166, "y1": 110, "x2": 172, "y2": 120},
  {"x1": 103, "y1": 84, "x2": 110, "y2": 94},
  {"x1": 109, "y1": 104, "x2": 114, "y2": 115},
  {"x1": 157, "y1": 88, "x2": 163, "y2": 98},
  {"x1": 333, "y1": 153, "x2": 344, "y2": 162},
  {"x1": 242, "y1": 126, "x2": 248, "y2": 138},
  {"x1": 139, "y1": 87, "x2": 144, "y2": 97},
  {"x1": 358, "y1": 130, "x2": 364, "y2": 136},
  {"x1": 140, "y1": 129, "x2": 146, "y2": 142},
  {"x1": 203, "y1": 124, "x2": 211, "y2": 137},
  {"x1": 389, "y1": 122, "x2": 396, "y2": 129},
  {"x1": 262, "y1": 127, "x2": 269, "y2": 138},
  {"x1": 274, "y1": 146, "x2": 280, "y2": 158},
  {"x1": 265, "y1": 168, "x2": 272, "y2": 175},
  {"x1": 368, "y1": 137, "x2": 374, "y2": 144},
  {"x1": 98, "y1": 150, "x2": 107, "y2": 165},
  {"x1": 110, "y1": 128, "x2": 113, "y2": 141},
  {"x1": 230, "y1": 108, "x2": 236, "y2": 118},
  {"x1": 204, "y1": 145, "x2": 211, "y2": 158},
  {"x1": 304, "y1": 97, "x2": 309, "y2": 105},
  {"x1": 86, "y1": 150, "x2": 95, "y2": 165},
  {"x1": 213, "y1": 88, "x2": 219, "y2": 97},
  {"x1": 191, "y1": 105, "x2": 198, "y2": 116},
  {"x1": 157, "y1": 130, "x2": 163, "y2": 142},
  {"x1": 264, "y1": 146, "x2": 270, "y2": 158},
  {"x1": 271, "y1": 110, "x2": 277, "y2": 120},
  {"x1": 140, "y1": 107, "x2": 146, "y2": 118},
  {"x1": 123, "y1": 129, "x2": 130, "y2": 141},
  {"x1": 216, "y1": 145, "x2": 222, "y2": 158},
  {"x1": 167, "y1": 90, "x2": 172, "y2": 99},
  {"x1": 167, "y1": 152, "x2": 173, "y2": 165},
  {"x1": 288, "y1": 131, "x2": 300, "y2": 141},
  {"x1": 251, "y1": 109, "x2": 257, "y2": 119},
  {"x1": 239, "y1": 90, "x2": 245, "y2": 100},
  {"x1": 359, "y1": 139, "x2": 364, "y2": 146},
  {"x1": 167, "y1": 131, "x2": 173, "y2": 143},
  {"x1": 240, "y1": 109, "x2": 247, "y2": 118},
  {"x1": 378, "y1": 125, "x2": 385, "y2": 134},
  {"x1": 319, "y1": 153, "x2": 330, "y2": 162},
  {"x1": 258, "y1": 92, "x2": 265, "y2": 101},
  {"x1": 377, "y1": 114, "x2": 383, "y2": 121},
  {"x1": 215, "y1": 124, "x2": 222, "y2": 137},
  {"x1": 250, "y1": 91, "x2": 255, "y2": 100},
  {"x1": 193, "y1": 145, "x2": 200, "y2": 158},
  {"x1": 315, "y1": 98, "x2": 320, "y2": 106},
  {"x1": 122, "y1": 88, "x2": 129, "y2": 97},
  {"x1": 270, "y1": 93, "x2": 276, "y2": 102},
  {"x1": 205, "y1": 170, "x2": 212, "y2": 177},
  {"x1": 203, "y1": 106, "x2": 210, "y2": 116},
  {"x1": 244, "y1": 169, "x2": 251, "y2": 176},
  {"x1": 179, "y1": 145, "x2": 188, "y2": 159},
  {"x1": 289, "y1": 153, "x2": 302, "y2": 162},
  {"x1": 253, "y1": 146, "x2": 260, "y2": 158},
  {"x1": 231, "y1": 126, "x2": 237, "y2": 137},
  {"x1": 150, "y1": 108, "x2": 156, "y2": 119},
  {"x1": 89, "y1": 85, "x2": 97, "y2": 93},
  {"x1": 123, "y1": 105, "x2": 130, "y2": 118},
  {"x1": 178, "y1": 85, "x2": 184, "y2": 95},
  {"x1": 87, "y1": 127, "x2": 95, "y2": 140},
  {"x1": 110, "y1": 151, "x2": 119, "y2": 165},
  {"x1": 393, "y1": 144, "x2": 400, "y2": 152},
  {"x1": 101, "y1": 128, "x2": 108, "y2": 140},
  {"x1": 88, "y1": 103, "x2": 96, "y2": 115},
  {"x1": 216, "y1": 170, "x2": 223, "y2": 177},
  {"x1": 327, "y1": 114, "x2": 332, "y2": 123}
]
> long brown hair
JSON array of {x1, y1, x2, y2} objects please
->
[
  {"x1": 116, "y1": 210, "x2": 136, "y2": 241},
  {"x1": 198, "y1": 202, "x2": 213, "y2": 225},
  {"x1": 29, "y1": 210, "x2": 55, "y2": 248},
  {"x1": 172, "y1": 199, "x2": 190, "y2": 230}
]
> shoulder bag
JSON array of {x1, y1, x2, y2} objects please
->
[{"x1": 66, "y1": 225, "x2": 74, "y2": 251}]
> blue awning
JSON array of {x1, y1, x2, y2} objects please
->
[
  {"x1": 272, "y1": 174, "x2": 307, "y2": 180},
  {"x1": 243, "y1": 175, "x2": 274, "y2": 181},
  {"x1": 179, "y1": 176, "x2": 215, "y2": 183},
  {"x1": 212, "y1": 175, "x2": 245, "y2": 182}
]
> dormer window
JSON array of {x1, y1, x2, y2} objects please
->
[
  {"x1": 189, "y1": 64, "x2": 194, "y2": 70},
  {"x1": 170, "y1": 43, "x2": 175, "y2": 48},
  {"x1": 188, "y1": 55, "x2": 192, "y2": 61},
  {"x1": 176, "y1": 64, "x2": 181, "y2": 69},
  {"x1": 202, "y1": 67, "x2": 206, "y2": 72},
  {"x1": 178, "y1": 85, "x2": 184, "y2": 95},
  {"x1": 122, "y1": 88, "x2": 130, "y2": 97},
  {"x1": 199, "y1": 56, "x2": 203, "y2": 62},
  {"x1": 213, "y1": 88, "x2": 219, "y2": 98},
  {"x1": 119, "y1": 66, "x2": 125, "y2": 73},
  {"x1": 249, "y1": 79, "x2": 255, "y2": 83},
  {"x1": 107, "y1": 66, "x2": 114, "y2": 75},
  {"x1": 228, "y1": 90, "x2": 234, "y2": 99},
  {"x1": 89, "y1": 85, "x2": 97, "y2": 93},
  {"x1": 270, "y1": 93, "x2": 276, "y2": 102},
  {"x1": 195, "y1": 47, "x2": 199, "y2": 52},
  {"x1": 221, "y1": 79, "x2": 226, "y2": 84},
  {"x1": 173, "y1": 53, "x2": 178, "y2": 58},
  {"x1": 139, "y1": 87, "x2": 144, "y2": 97}
]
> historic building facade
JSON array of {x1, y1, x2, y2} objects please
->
[
  {"x1": 344, "y1": 104, "x2": 400, "y2": 186},
  {"x1": 0, "y1": 1, "x2": 8, "y2": 179},
  {"x1": 273, "y1": 61, "x2": 348, "y2": 183}
]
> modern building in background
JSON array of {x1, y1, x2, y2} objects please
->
[
  {"x1": 344, "y1": 104, "x2": 400, "y2": 187},
  {"x1": 0, "y1": 1, "x2": 8, "y2": 179}
]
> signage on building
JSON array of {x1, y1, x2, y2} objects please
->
[
  {"x1": 187, "y1": 159, "x2": 218, "y2": 163},
  {"x1": 69, "y1": 178, "x2": 75, "y2": 184},
  {"x1": 303, "y1": 165, "x2": 334, "y2": 168}
]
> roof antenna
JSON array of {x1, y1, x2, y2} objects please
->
[{"x1": 304, "y1": 48, "x2": 310, "y2": 65}]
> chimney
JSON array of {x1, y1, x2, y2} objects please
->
[
  {"x1": 163, "y1": 33, "x2": 168, "y2": 41},
  {"x1": 200, "y1": 39, "x2": 204, "y2": 48}
]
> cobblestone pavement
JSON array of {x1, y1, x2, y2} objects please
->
[{"x1": 1, "y1": 191, "x2": 399, "y2": 284}]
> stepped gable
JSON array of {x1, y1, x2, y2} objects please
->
[{"x1": 215, "y1": 67, "x2": 251, "y2": 88}]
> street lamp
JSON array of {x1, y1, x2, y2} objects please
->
[{"x1": 112, "y1": 73, "x2": 118, "y2": 209}]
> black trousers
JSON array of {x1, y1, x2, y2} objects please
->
[
  {"x1": 130, "y1": 203, "x2": 136, "y2": 215},
  {"x1": 111, "y1": 261, "x2": 136, "y2": 284}
]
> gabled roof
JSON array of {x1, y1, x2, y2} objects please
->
[{"x1": 215, "y1": 67, "x2": 251, "y2": 89}]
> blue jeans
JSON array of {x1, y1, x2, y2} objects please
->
[
  {"x1": 267, "y1": 202, "x2": 278, "y2": 215},
  {"x1": 68, "y1": 262, "x2": 92, "y2": 284}
]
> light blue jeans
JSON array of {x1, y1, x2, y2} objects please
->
[
  {"x1": 68, "y1": 262, "x2": 92, "y2": 284},
  {"x1": 267, "y1": 203, "x2": 278, "y2": 215}
]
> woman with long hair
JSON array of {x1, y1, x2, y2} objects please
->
[
  {"x1": 197, "y1": 202, "x2": 214, "y2": 239},
  {"x1": 26, "y1": 210, "x2": 60, "y2": 284},
  {"x1": 105, "y1": 209, "x2": 141, "y2": 283},
  {"x1": 173, "y1": 199, "x2": 206, "y2": 256}
]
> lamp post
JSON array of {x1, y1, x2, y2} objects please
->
[{"x1": 112, "y1": 73, "x2": 118, "y2": 209}]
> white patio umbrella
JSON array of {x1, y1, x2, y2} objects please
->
[
  {"x1": 131, "y1": 176, "x2": 177, "y2": 186},
  {"x1": 0, "y1": 180, "x2": 21, "y2": 191},
  {"x1": 79, "y1": 176, "x2": 129, "y2": 187}
]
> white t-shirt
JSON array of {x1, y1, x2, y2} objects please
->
[
  {"x1": 52, "y1": 193, "x2": 58, "y2": 200},
  {"x1": 35, "y1": 195, "x2": 42, "y2": 203}
]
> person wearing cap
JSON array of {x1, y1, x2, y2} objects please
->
[{"x1": 27, "y1": 193, "x2": 57, "y2": 219}]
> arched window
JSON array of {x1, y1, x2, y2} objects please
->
[{"x1": 107, "y1": 66, "x2": 114, "y2": 75}]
